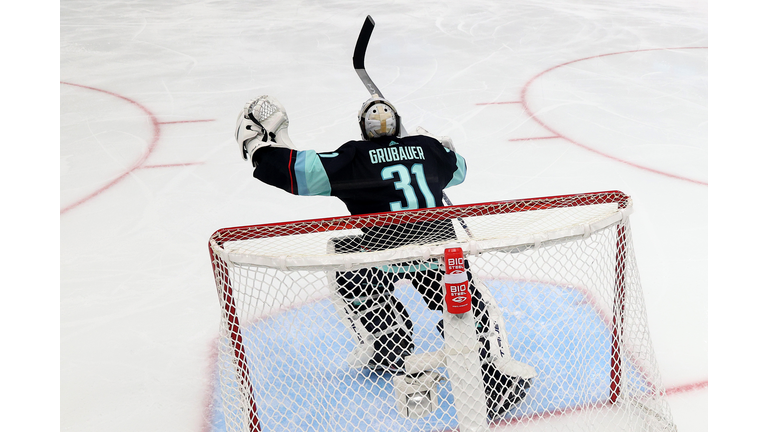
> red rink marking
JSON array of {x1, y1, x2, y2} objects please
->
[
  {"x1": 518, "y1": 47, "x2": 708, "y2": 186},
  {"x1": 476, "y1": 48, "x2": 707, "y2": 186},
  {"x1": 476, "y1": 101, "x2": 522, "y2": 105},
  {"x1": 159, "y1": 119, "x2": 216, "y2": 124},
  {"x1": 60, "y1": 82, "x2": 210, "y2": 214},
  {"x1": 666, "y1": 380, "x2": 708, "y2": 395},
  {"x1": 141, "y1": 162, "x2": 204, "y2": 169},
  {"x1": 508, "y1": 136, "x2": 560, "y2": 142}
]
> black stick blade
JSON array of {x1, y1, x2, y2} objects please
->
[{"x1": 353, "y1": 15, "x2": 375, "y2": 70}]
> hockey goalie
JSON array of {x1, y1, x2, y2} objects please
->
[{"x1": 235, "y1": 94, "x2": 536, "y2": 418}]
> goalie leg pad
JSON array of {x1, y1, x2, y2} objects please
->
[
  {"x1": 471, "y1": 276, "x2": 512, "y2": 365},
  {"x1": 482, "y1": 362, "x2": 533, "y2": 418},
  {"x1": 471, "y1": 277, "x2": 537, "y2": 417},
  {"x1": 409, "y1": 265, "x2": 445, "y2": 311},
  {"x1": 335, "y1": 267, "x2": 414, "y2": 372},
  {"x1": 425, "y1": 266, "x2": 536, "y2": 417}
]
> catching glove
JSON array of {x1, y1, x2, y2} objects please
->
[{"x1": 235, "y1": 95, "x2": 295, "y2": 166}]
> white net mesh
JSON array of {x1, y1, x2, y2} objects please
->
[
  {"x1": 208, "y1": 191, "x2": 676, "y2": 432},
  {"x1": 248, "y1": 96, "x2": 280, "y2": 123}
]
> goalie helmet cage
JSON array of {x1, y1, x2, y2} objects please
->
[{"x1": 208, "y1": 190, "x2": 677, "y2": 432}]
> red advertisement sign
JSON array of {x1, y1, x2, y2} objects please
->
[{"x1": 444, "y1": 247, "x2": 471, "y2": 314}]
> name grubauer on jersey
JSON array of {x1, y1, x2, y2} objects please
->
[{"x1": 252, "y1": 134, "x2": 467, "y2": 216}]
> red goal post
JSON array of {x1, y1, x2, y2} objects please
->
[{"x1": 208, "y1": 190, "x2": 675, "y2": 432}]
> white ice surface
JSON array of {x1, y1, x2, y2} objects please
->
[{"x1": 54, "y1": 0, "x2": 720, "y2": 430}]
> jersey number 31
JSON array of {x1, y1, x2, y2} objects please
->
[{"x1": 381, "y1": 164, "x2": 436, "y2": 211}]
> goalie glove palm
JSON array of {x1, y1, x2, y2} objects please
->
[{"x1": 235, "y1": 95, "x2": 295, "y2": 166}]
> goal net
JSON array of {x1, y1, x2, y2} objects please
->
[{"x1": 208, "y1": 191, "x2": 676, "y2": 432}]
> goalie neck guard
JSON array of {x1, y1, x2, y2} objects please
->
[{"x1": 358, "y1": 95, "x2": 401, "y2": 140}]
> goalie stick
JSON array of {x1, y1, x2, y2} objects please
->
[{"x1": 353, "y1": 15, "x2": 473, "y2": 236}]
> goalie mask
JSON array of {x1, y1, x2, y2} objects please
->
[{"x1": 358, "y1": 95, "x2": 401, "y2": 140}]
